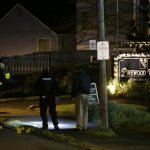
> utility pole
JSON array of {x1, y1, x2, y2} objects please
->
[
  {"x1": 116, "y1": 0, "x2": 119, "y2": 52},
  {"x1": 97, "y1": 0, "x2": 109, "y2": 127}
]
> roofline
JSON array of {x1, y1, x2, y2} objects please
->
[{"x1": 0, "y1": 3, "x2": 58, "y2": 36}]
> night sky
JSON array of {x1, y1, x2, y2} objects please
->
[{"x1": 0, "y1": 0, "x2": 76, "y2": 33}]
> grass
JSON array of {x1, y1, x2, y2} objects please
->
[
  {"x1": 86, "y1": 127, "x2": 118, "y2": 139},
  {"x1": 57, "y1": 104, "x2": 75, "y2": 117},
  {"x1": 108, "y1": 101, "x2": 150, "y2": 132}
]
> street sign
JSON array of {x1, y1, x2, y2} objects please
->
[
  {"x1": 89, "y1": 40, "x2": 96, "y2": 50},
  {"x1": 88, "y1": 82, "x2": 99, "y2": 104},
  {"x1": 97, "y1": 41, "x2": 110, "y2": 60}
]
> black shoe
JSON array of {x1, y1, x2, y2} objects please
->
[{"x1": 42, "y1": 124, "x2": 48, "y2": 129}]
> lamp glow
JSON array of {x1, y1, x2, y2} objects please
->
[{"x1": 108, "y1": 83, "x2": 115, "y2": 94}]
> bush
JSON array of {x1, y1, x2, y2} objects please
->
[
  {"x1": 108, "y1": 101, "x2": 150, "y2": 130},
  {"x1": 108, "y1": 78, "x2": 150, "y2": 103},
  {"x1": 51, "y1": 63, "x2": 96, "y2": 95},
  {"x1": 88, "y1": 104, "x2": 100, "y2": 122}
]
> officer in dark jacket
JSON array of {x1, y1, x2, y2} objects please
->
[
  {"x1": 35, "y1": 68, "x2": 59, "y2": 130},
  {"x1": 71, "y1": 67, "x2": 91, "y2": 131}
]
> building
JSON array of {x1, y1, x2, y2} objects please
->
[
  {"x1": 0, "y1": 3, "x2": 59, "y2": 56},
  {"x1": 76, "y1": 0, "x2": 150, "y2": 50}
]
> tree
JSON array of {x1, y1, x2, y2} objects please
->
[{"x1": 76, "y1": 0, "x2": 135, "y2": 48}]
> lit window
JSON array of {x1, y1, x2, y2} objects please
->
[{"x1": 38, "y1": 39, "x2": 50, "y2": 52}]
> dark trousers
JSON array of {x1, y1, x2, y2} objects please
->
[{"x1": 39, "y1": 95, "x2": 58, "y2": 127}]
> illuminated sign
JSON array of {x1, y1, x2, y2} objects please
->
[{"x1": 114, "y1": 53, "x2": 150, "y2": 82}]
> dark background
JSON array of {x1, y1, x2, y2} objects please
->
[{"x1": 0, "y1": 0, "x2": 76, "y2": 33}]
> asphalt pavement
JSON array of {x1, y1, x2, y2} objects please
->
[{"x1": 0, "y1": 129, "x2": 82, "y2": 150}]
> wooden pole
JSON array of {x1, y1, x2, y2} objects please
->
[{"x1": 97, "y1": 0, "x2": 109, "y2": 127}]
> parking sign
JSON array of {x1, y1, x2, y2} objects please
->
[{"x1": 97, "y1": 41, "x2": 110, "y2": 60}]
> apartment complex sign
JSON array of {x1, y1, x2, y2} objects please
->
[{"x1": 116, "y1": 54, "x2": 150, "y2": 81}]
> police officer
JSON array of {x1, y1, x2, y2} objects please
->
[
  {"x1": 35, "y1": 68, "x2": 59, "y2": 130},
  {"x1": 0, "y1": 58, "x2": 5, "y2": 85}
]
